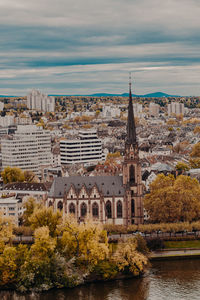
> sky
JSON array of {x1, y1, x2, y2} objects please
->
[{"x1": 1, "y1": 0, "x2": 200, "y2": 96}]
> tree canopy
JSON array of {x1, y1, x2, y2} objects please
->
[{"x1": 144, "y1": 174, "x2": 200, "y2": 223}]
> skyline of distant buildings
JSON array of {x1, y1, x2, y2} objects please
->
[{"x1": 27, "y1": 89, "x2": 55, "y2": 112}]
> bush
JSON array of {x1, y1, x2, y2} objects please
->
[{"x1": 93, "y1": 260, "x2": 118, "y2": 280}]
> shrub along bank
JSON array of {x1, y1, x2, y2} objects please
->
[{"x1": 0, "y1": 210, "x2": 148, "y2": 293}]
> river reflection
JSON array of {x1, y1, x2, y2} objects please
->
[{"x1": 1, "y1": 259, "x2": 200, "y2": 300}]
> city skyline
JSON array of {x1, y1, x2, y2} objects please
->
[{"x1": 1, "y1": 0, "x2": 200, "y2": 95}]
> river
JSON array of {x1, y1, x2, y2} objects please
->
[{"x1": 1, "y1": 259, "x2": 200, "y2": 300}]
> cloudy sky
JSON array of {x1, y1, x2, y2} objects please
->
[{"x1": 1, "y1": 0, "x2": 200, "y2": 95}]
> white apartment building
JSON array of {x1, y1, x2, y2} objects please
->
[
  {"x1": 149, "y1": 102, "x2": 160, "y2": 117},
  {"x1": 133, "y1": 103, "x2": 143, "y2": 117},
  {"x1": 168, "y1": 102, "x2": 185, "y2": 116},
  {"x1": 27, "y1": 89, "x2": 55, "y2": 112},
  {"x1": 0, "y1": 197, "x2": 22, "y2": 225},
  {"x1": 0, "y1": 102, "x2": 4, "y2": 111},
  {"x1": 1, "y1": 125, "x2": 51, "y2": 174},
  {"x1": 102, "y1": 105, "x2": 121, "y2": 119},
  {"x1": 0, "y1": 115, "x2": 15, "y2": 127},
  {"x1": 60, "y1": 130, "x2": 104, "y2": 165}
]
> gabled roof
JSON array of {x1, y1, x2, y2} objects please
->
[
  {"x1": 3, "y1": 182, "x2": 50, "y2": 192},
  {"x1": 49, "y1": 176, "x2": 125, "y2": 198}
]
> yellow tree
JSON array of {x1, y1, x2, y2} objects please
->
[
  {"x1": 1, "y1": 166, "x2": 25, "y2": 184},
  {"x1": 144, "y1": 174, "x2": 200, "y2": 223},
  {"x1": 112, "y1": 238, "x2": 148, "y2": 276},
  {"x1": 190, "y1": 142, "x2": 200, "y2": 158},
  {"x1": 175, "y1": 162, "x2": 190, "y2": 172},
  {"x1": 61, "y1": 216, "x2": 109, "y2": 266},
  {"x1": 22, "y1": 197, "x2": 41, "y2": 226},
  {"x1": 0, "y1": 213, "x2": 13, "y2": 253},
  {"x1": 28, "y1": 206, "x2": 62, "y2": 237}
]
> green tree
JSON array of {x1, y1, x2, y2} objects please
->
[{"x1": 1, "y1": 167, "x2": 25, "y2": 184}]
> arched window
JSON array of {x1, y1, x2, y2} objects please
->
[
  {"x1": 117, "y1": 201, "x2": 122, "y2": 218},
  {"x1": 69, "y1": 203, "x2": 75, "y2": 214},
  {"x1": 131, "y1": 199, "x2": 135, "y2": 216},
  {"x1": 57, "y1": 201, "x2": 63, "y2": 211},
  {"x1": 92, "y1": 202, "x2": 99, "y2": 217},
  {"x1": 49, "y1": 200, "x2": 53, "y2": 207},
  {"x1": 105, "y1": 201, "x2": 112, "y2": 219},
  {"x1": 81, "y1": 202, "x2": 87, "y2": 217},
  {"x1": 130, "y1": 165, "x2": 135, "y2": 185}
]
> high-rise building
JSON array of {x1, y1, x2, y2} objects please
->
[
  {"x1": 27, "y1": 89, "x2": 55, "y2": 112},
  {"x1": 149, "y1": 102, "x2": 160, "y2": 117},
  {"x1": 60, "y1": 130, "x2": 104, "y2": 165},
  {"x1": 168, "y1": 102, "x2": 184, "y2": 116},
  {"x1": 1, "y1": 125, "x2": 51, "y2": 174}
]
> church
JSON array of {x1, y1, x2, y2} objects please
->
[{"x1": 47, "y1": 81, "x2": 144, "y2": 225}]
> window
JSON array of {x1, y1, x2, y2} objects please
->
[
  {"x1": 82, "y1": 195, "x2": 85, "y2": 199},
  {"x1": 131, "y1": 199, "x2": 135, "y2": 216},
  {"x1": 57, "y1": 201, "x2": 63, "y2": 211},
  {"x1": 71, "y1": 195, "x2": 73, "y2": 199},
  {"x1": 92, "y1": 202, "x2": 99, "y2": 217},
  {"x1": 81, "y1": 202, "x2": 87, "y2": 217},
  {"x1": 130, "y1": 165, "x2": 135, "y2": 185},
  {"x1": 117, "y1": 201, "x2": 122, "y2": 218},
  {"x1": 69, "y1": 203, "x2": 75, "y2": 214},
  {"x1": 94, "y1": 194, "x2": 96, "y2": 198},
  {"x1": 49, "y1": 200, "x2": 53, "y2": 207},
  {"x1": 105, "y1": 201, "x2": 112, "y2": 219}
]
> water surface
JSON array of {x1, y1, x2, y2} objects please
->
[{"x1": 1, "y1": 259, "x2": 200, "y2": 300}]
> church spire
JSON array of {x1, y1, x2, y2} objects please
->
[{"x1": 126, "y1": 73, "x2": 137, "y2": 146}]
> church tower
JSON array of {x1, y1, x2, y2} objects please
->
[{"x1": 123, "y1": 75, "x2": 144, "y2": 225}]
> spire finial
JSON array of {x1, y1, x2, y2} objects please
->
[{"x1": 129, "y1": 72, "x2": 131, "y2": 93}]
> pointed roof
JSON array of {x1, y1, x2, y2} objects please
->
[{"x1": 126, "y1": 74, "x2": 137, "y2": 145}]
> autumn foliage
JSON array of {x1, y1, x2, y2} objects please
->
[{"x1": 144, "y1": 174, "x2": 200, "y2": 223}]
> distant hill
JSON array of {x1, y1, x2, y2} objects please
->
[
  {"x1": 89, "y1": 92, "x2": 179, "y2": 97},
  {"x1": 0, "y1": 92, "x2": 180, "y2": 98}
]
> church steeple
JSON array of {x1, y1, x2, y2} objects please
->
[{"x1": 126, "y1": 73, "x2": 137, "y2": 146}]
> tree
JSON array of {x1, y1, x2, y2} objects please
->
[
  {"x1": 190, "y1": 142, "x2": 200, "y2": 158},
  {"x1": 190, "y1": 158, "x2": 200, "y2": 169},
  {"x1": 23, "y1": 171, "x2": 37, "y2": 183},
  {"x1": 61, "y1": 216, "x2": 109, "y2": 266},
  {"x1": 22, "y1": 197, "x2": 41, "y2": 226},
  {"x1": 175, "y1": 162, "x2": 190, "y2": 172},
  {"x1": 28, "y1": 206, "x2": 62, "y2": 237},
  {"x1": 144, "y1": 174, "x2": 200, "y2": 223},
  {"x1": 112, "y1": 238, "x2": 148, "y2": 276},
  {"x1": 1, "y1": 167, "x2": 25, "y2": 184},
  {"x1": 194, "y1": 126, "x2": 200, "y2": 134},
  {"x1": 0, "y1": 213, "x2": 13, "y2": 252}
]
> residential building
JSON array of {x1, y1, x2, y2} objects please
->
[
  {"x1": 48, "y1": 81, "x2": 144, "y2": 225},
  {"x1": 168, "y1": 102, "x2": 185, "y2": 116},
  {"x1": 0, "y1": 102, "x2": 4, "y2": 111},
  {"x1": 27, "y1": 89, "x2": 55, "y2": 112},
  {"x1": 0, "y1": 115, "x2": 15, "y2": 127},
  {"x1": 60, "y1": 130, "x2": 104, "y2": 165},
  {"x1": 149, "y1": 102, "x2": 160, "y2": 117},
  {"x1": 0, "y1": 196, "x2": 21, "y2": 225},
  {"x1": 1, "y1": 125, "x2": 51, "y2": 174},
  {"x1": 102, "y1": 105, "x2": 121, "y2": 119}
]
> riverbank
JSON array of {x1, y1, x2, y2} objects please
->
[{"x1": 150, "y1": 248, "x2": 200, "y2": 260}]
